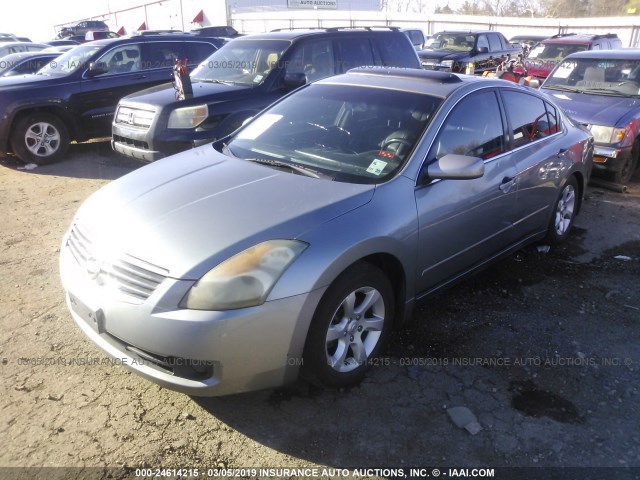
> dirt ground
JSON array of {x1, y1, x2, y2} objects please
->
[{"x1": 1, "y1": 142, "x2": 639, "y2": 480}]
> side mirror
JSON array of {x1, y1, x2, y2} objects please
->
[
  {"x1": 476, "y1": 46, "x2": 489, "y2": 54},
  {"x1": 87, "y1": 61, "x2": 108, "y2": 77},
  {"x1": 426, "y1": 154, "x2": 485, "y2": 180},
  {"x1": 283, "y1": 72, "x2": 307, "y2": 89},
  {"x1": 526, "y1": 78, "x2": 540, "y2": 89}
]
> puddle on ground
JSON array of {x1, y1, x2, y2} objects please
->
[{"x1": 510, "y1": 380, "x2": 584, "y2": 424}]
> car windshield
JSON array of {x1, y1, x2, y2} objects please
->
[
  {"x1": 427, "y1": 33, "x2": 474, "y2": 52},
  {"x1": 544, "y1": 57, "x2": 640, "y2": 96},
  {"x1": 37, "y1": 44, "x2": 102, "y2": 76},
  {"x1": 527, "y1": 43, "x2": 588, "y2": 61},
  {"x1": 191, "y1": 39, "x2": 290, "y2": 86},
  {"x1": 222, "y1": 83, "x2": 442, "y2": 184}
]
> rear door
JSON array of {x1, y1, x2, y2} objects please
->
[{"x1": 499, "y1": 89, "x2": 567, "y2": 240}]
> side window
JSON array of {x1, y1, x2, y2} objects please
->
[
  {"x1": 488, "y1": 33, "x2": 502, "y2": 52},
  {"x1": 410, "y1": 30, "x2": 424, "y2": 47},
  {"x1": 145, "y1": 42, "x2": 187, "y2": 69},
  {"x1": 477, "y1": 34, "x2": 489, "y2": 51},
  {"x1": 376, "y1": 34, "x2": 420, "y2": 67},
  {"x1": 185, "y1": 42, "x2": 218, "y2": 65},
  {"x1": 285, "y1": 39, "x2": 335, "y2": 82},
  {"x1": 96, "y1": 45, "x2": 142, "y2": 74},
  {"x1": 429, "y1": 90, "x2": 505, "y2": 161},
  {"x1": 502, "y1": 91, "x2": 552, "y2": 147},
  {"x1": 335, "y1": 37, "x2": 375, "y2": 73}
]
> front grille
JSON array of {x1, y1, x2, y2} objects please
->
[
  {"x1": 114, "y1": 105, "x2": 155, "y2": 130},
  {"x1": 113, "y1": 134, "x2": 150, "y2": 150},
  {"x1": 67, "y1": 221, "x2": 168, "y2": 303}
]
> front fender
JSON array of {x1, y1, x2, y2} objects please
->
[{"x1": 0, "y1": 99, "x2": 77, "y2": 153}]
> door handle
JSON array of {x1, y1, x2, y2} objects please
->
[
  {"x1": 499, "y1": 176, "x2": 516, "y2": 193},
  {"x1": 132, "y1": 74, "x2": 147, "y2": 79}
]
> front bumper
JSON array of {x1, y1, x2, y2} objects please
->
[
  {"x1": 60, "y1": 239, "x2": 325, "y2": 396},
  {"x1": 111, "y1": 123, "x2": 192, "y2": 162},
  {"x1": 591, "y1": 144, "x2": 632, "y2": 175}
]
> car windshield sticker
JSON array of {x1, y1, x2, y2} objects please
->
[
  {"x1": 237, "y1": 114, "x2": 283, "y2": 140},
  {"x1": 366, "y1": 159, "x2": 388, "y2": 175},
  {"x1": 253, "y1": 74, "x2": 264, "y2": 83},
  {"x1": 554, "y1": 63, "x2": 574, "y2": 79}
]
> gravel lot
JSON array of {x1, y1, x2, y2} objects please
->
[{"x1": 1, "y1": 142, "x2": 639, "y2": 480}]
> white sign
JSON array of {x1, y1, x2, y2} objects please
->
[{"x1": 288, "y1": 0, "x2": 338, "y2": 9}]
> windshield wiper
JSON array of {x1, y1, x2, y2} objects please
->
[
  {"x1": 245, "y1": 158, "x2": 331, "y2": 179},
  {"x1": 196, "y1": 78, "x2": 236, "y2": 85},
  {"x1": 543, "y1": 84, "x2": 584, "y2": 93},
  {"x1": 580, "y1": 88, "x2": 627, "y2": 96}
]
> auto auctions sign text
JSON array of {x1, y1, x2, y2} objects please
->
[{"x1": 288, "y1": 0, "x2": 338, "y2": 9}]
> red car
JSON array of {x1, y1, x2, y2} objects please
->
[{"x1": 517, "y1": 33, "x2": 622, "y2": 80}]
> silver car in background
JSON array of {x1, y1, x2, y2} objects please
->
[{"x1": 60, "y1": 68, "x2": 593, "y2": 396}]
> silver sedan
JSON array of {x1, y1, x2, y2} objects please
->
[{"x1": 60, "y1": 68, "x2": 593, "y2": 396}]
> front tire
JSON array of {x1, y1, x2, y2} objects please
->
[
  {"x1": 544, "y1": 175, "x2": 578, "y2": 245},
  {"x1": 11, "y1": 113, "x2": 69, "y2": 165},
  {"x1": 611, "y1": 141, "x2": 638, "y2": 185},
  {"x1": 302, "y1": 263, "x2": 394, "y2": 389}
]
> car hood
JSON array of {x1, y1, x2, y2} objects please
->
[
  {"x1": 120, "y1": 80, "x2": 253, "y2": 108},
  {"x1": 75, "y1": 147, "x2": 374, "y2": 279},
  {"x1": 0, "y1": 73, "x2": 56, "y2": 90},
  {"x1": 417, "y1": 50, "x2": 462, "y2": 62},
  {"x1": 523, "y1": 58, "x2": 556, "y2": 78},
  {"x1": 542, "y1": 88, "x2": 640, "y2": 126}
]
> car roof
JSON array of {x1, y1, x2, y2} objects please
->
[
  {"x1": 0, "y1": 51, "x2": 59, "y2": 61},
  {"x1": 83, "y1": 33, "x2": 222, "y2": 47},
  {"x1": 563, "y1": 48, "x2": 640, "y2": 60},
  {"x1": 315, "y1": 67, "x2": 512, "y2": 97},
  {"x1": 0, "y1": 41, "x2": 49, "y2": 48},
  {"x1": 510, "y1": 34, "x2": 549, "y2": 40},
  {"x1": 241, "y1": 27, "x2": 405, "y2": 41},
  {"x1": 542, "y1": 33, "x2": 618, "y2": 44},
  {"x1": 434, "y1": 30, "x2": 493, "y2": 35}
]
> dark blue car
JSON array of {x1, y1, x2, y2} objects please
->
[{"x1": 541, "y1": 49, "x2": 640, "y2": 184}]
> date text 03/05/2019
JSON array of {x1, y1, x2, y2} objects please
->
[{"x1": 133, "y1": 467, "x2": 496, "y2": 478}]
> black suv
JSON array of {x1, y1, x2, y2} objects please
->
[
  {"x1": 0, "y1": 33, "x2": 224, "y2": 164},
  {"x1": 111, "y1": 27, "x2": 421, "y2": 162},
  {"x1": 58, "y1": 21, "x2": 109, "y2": 39}
]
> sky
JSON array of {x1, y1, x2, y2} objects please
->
[{"x1": 0, "y1": 0, "x2": 137, "y2": 42}]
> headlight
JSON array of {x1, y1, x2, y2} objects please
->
[
  {"x1": 589, "y1": 125, "x2": 626, "y2": 144},
  {"x1": 439, "y1": 60, "x2": 454, "y2": 68},
  {"x1": 167, "y1": 105, "x2": 209, "y2": 129},
  {"x1": 179, "y1": 240, "x2": 308, "y2": 311}
]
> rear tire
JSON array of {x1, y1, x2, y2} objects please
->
[
  {"x1": 302, "y1": 263, "x2": 394, "y2": 389},
  {"x1": 544, "y1": 175, "x2": 578, "y2": 245},
  {"x1": 11, "y1": 113, "x2": 69, "y2": 165}
]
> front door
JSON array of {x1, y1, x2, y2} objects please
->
[{"x1": 414, "y1": 89, "x2": 518, "y2": 294}]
